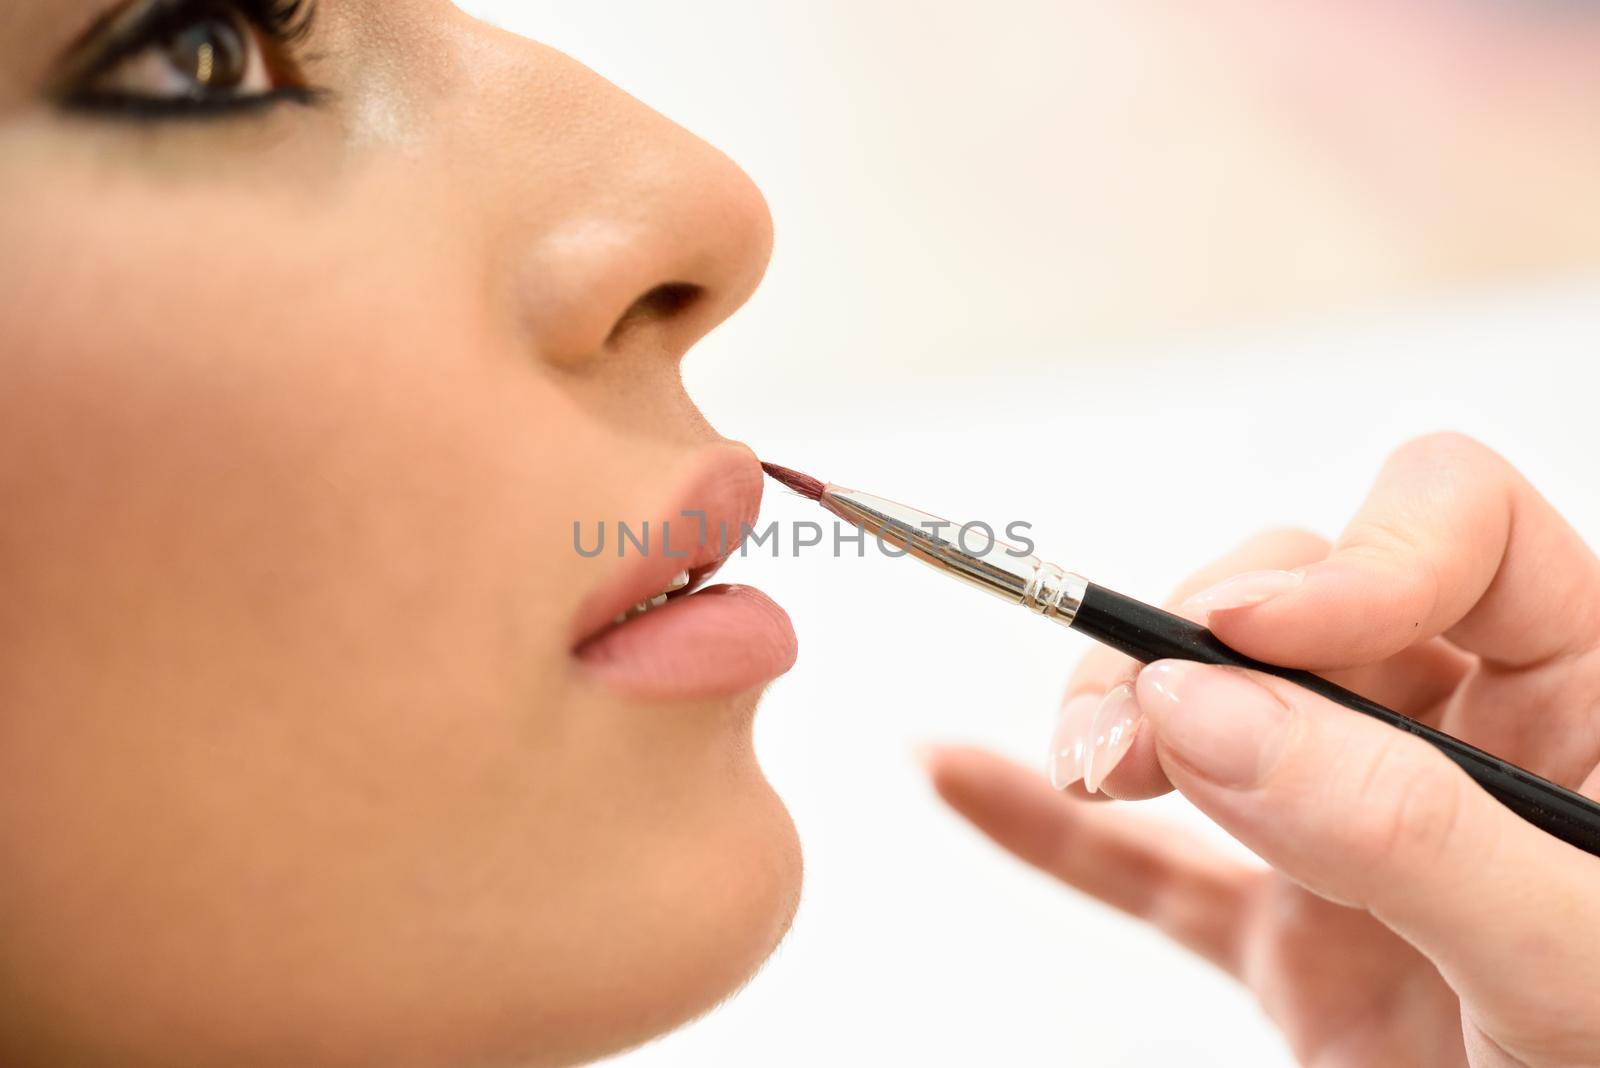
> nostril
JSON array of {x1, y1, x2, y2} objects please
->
[{"x1": 606, "y1": 282, "x2": 704, "y2": 344}]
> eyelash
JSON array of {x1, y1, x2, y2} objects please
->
[
  {"x1": 57, "y1": 0, "x2": 323, "y2": 121},
  {"x1": 65, "y1": 86, "x2": 321, "y2": 121}
]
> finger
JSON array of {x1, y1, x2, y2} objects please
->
[
  {"x1": 1063, "y1": 528, "x2": 1470, "y2": 801},
  {"x1": 1138, "y1": 660, "x2": 1600, "y2": 1042},
  {"x1": 1309, "y1": 637, "x2": 1474, "y2": 727},
  {"x1": 1059, "y1": 530, "x2": 1335, "y2": 802},
  {"x1": 924, "y1": 745, "x2": 1260, "y2": 975},
  {"x1": 1193, "y1": 433, "x2": 1600, "y2": 671},
  {"x1": 1060, "y1": 695, "x2": 1172, "y2": 802},
  {"x1": 1070, "y1": 638, "x2": 1474, "y2": 805},
  {"x1": 1148, "y1": 528, "x2": 1479, "y2": 717},
  {"x1": 1066, "y1": 528, "x2": 1333, "y2": 699}
]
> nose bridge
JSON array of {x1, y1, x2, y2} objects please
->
[{"x1": 443, "y1": 17, "x2": 775, "y2": 366}]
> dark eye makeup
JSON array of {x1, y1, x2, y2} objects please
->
[{"x1": 51, "y1": 0, "x2": 324, "y2": 120}]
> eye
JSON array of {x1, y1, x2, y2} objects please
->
[
  {"x1": 97, "y1": 9, "x2": 269, "y2": 100},
  {"x1": 54, "y1": 0, "x2": 320, "y2": 118}
]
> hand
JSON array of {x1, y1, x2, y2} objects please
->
[{"x1": 925, "y1": 434, "x2": 1600, "y2": 1067}]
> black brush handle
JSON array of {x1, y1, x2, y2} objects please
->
[{"x1": 1073, "y1": 583, "x2": 1600, "y2": 860}]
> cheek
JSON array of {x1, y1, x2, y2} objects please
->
[
  {"x1": 0, "y1": 185, "x2": 571, "y2": 709},
  {"x1": 0, "y1": 180, "x2": 628, "y2": 805},
  {"x1": 0, "y1": 176, "x2": 800, "y2": 1065}
]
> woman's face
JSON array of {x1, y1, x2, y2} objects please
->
[{"x1": 0, "y1": 3, "x2": 798, "y2": 1065}]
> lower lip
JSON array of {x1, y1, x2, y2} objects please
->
[{"x1": 575, "y1": 585, "x2": 798, "y2": 701}]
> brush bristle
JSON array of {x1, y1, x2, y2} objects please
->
[{"x1": 760, "y1": 462, "x2": 826, "y2": 501}]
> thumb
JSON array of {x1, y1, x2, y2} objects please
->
[{"x1": 1138, "y1": 660, "x2": 1600, "y2": 1045}]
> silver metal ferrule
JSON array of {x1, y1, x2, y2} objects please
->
[{"x1": 821, "y1": 486, "x2": 1089, "y2": 627}]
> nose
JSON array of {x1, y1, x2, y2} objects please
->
[{"x1": 443, "y1": 19, "x2": 776, "y2": 370}]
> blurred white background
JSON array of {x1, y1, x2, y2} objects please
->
[{"x1": 460, "y1": 3, "x2": 1600, "y2": 1064}]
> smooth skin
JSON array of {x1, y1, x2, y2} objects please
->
[
  {"x1": 928, "y1": 433, "x2": 1600, "y2": 1067},
  {"x1": 0, "y1": 3, "x2": 797, "y2": 1067}
]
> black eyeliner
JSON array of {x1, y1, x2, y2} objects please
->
[
  {"x1": 50, "y1": 0, "x2": 321, "y2": 116},
  {"x1": 58, "y1": 85, "x2": 326, "y2": 122}
]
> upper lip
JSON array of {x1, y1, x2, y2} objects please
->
[{"x1": 570, "y1": 447, "x2": 765, "y2": 649}]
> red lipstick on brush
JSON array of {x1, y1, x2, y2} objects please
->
[{"x1": 761, "y1": 462, "x2": 1600, "y2": 860}]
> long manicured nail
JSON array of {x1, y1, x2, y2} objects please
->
[
  {"x1": 1181, "y1": 570, "x2": 1304, "y2": 621},
  {"x1": 1048, "y1": 694, "x2": 1101, "y2": 790},
  {"x1": 1138, "y1": 661, "x2": 1291, "y2": 788},
  {"x1": 1083, "y1": 683, "x2": 1142, "y2": 795}
]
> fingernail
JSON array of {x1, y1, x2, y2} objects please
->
[
  {"x1": 1181, "y1": 570, "x2": 1304, "y2": 621},
  {"x1": 1138, "y1": 662, "x2": 1291, "y2": 788},
  {"x1": 1047, "y1": 694, "x2": 1101, "y2": 790},
  {"x1": 1083, "y1": 683, "x2": 1143, "y2": 795}
]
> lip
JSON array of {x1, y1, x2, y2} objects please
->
[{"x1": 572, "y1": 448, "x2": 798, "y2": 701}]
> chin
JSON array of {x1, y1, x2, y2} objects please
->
[
  {"x1": 639, "y1": 782, "x2": 801, "y2": 1043},
  {"x1": 518, "y1": 686, "x2": 804, "y2": 1068},
  {"x1": 554, "y1": 787, "x2": 803, "y2": 1066}
]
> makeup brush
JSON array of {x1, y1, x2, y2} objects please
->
[{"x1": 761, "y1": 462, "x2": 1600, "y2": 860}]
